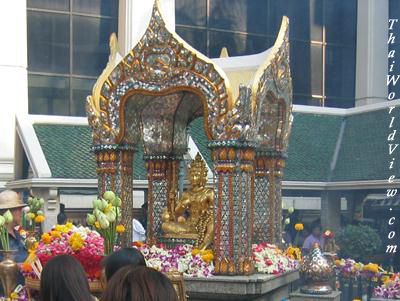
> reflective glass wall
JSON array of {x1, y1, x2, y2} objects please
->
[
  {"x1": 27, "y1": 0, "x2": 118, "y2": 116},
  {"x1": 176, "y1": 0, "x2": 357, "y2": 108}
]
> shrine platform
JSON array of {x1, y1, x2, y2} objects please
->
[{"x1": 184, "y1": 270, "x2": 299, "y2": 301}]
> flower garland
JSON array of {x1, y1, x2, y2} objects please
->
[
  {"x1": 26, "y1": 223, "x2": 104, "y2": 280},
  {"x1": 252, "y1": 243, "x2": 299, "y2": 274},
  {"x1": 374, "y1": 273, "x2": 400, "y2": 299},
  {"x1": 136, "y1": 244, "x2": 214, "y2": 278},
  {"x1": 334, "y1": 258, "x2": 382, "y2": 280}
]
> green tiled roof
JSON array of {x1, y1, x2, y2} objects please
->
[
  {"x1": 31, "y1": 107, "x2": 399, "y2": 183},
  {"x1": 285, "y1": 113, "x2": 343, "y2": 181},
  {"x1": 188, "y1": 114, "x2": 344, "y2": 182},
  {"x1": 331, "y1": 109, "x2": 399, "y2": 181},
  {"x1": 33, "y1": 125, "x2": 147, "y2": 180}
]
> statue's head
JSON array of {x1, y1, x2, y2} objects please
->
[{"x1": 188, "y1": 153, "x2": 208, "y2": 188}]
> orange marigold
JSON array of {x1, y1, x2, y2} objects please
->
[
  {"x1": 41, "y1": 233, "x2": 52, "y2": 244},
  {"x1": 116, "y1": 225, "x2": 125, "y2": 233},
  {"x1": 34, "y1": 215, "x2": 45, "y2": 223}
]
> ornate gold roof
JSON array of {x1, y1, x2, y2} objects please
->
[{"x1": 86, "y1": 0, "x2": 293, "y2": 156}]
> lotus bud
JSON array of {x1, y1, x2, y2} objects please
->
[
  {"x1": 284, "y1": 217, "x2": 291, "y2": 225},
  {"x1": 39, "y1": 198, "x2": 45, "y2": 206},
  {"x1": 103, "y1": 191, "x2": 116, "y2": 202},
  {"x1": 93, "y1": 199, "x2": 102, "y2": 209},
  {"x1": 93, "y1": 208, "x2": 101, "y2": 218},
  {"x1": 288, "y1": 207, "x2": 294, "y2": 214},
  {"x1": 99, "y1": 199, "x2": 108, "y2": 211},
  {"x1": 112, "y1": 197, "x2": 121, "y2": 207},
  {"x1": 86, "y1": 214, "x2": 96, "y2": 225},
  {"x1": 99, "y1": 216, "x2": 110, "y2": 229},
  {"x1": 105, "y1": 210, "x2": 116, "y2": 223},
  {"x1": 37, "y1": 210, "x2": 44, "y2": 216},
  {"x1": 26, "y1": 213, "x2": 33, "y2": 221},
  {"x1": 3, "y1": 210, "x2": 13, "y2": 224},
  {"x1": 0, "y1": 216, "x2": 5, "y2": 227},
  {"x1": 22, "y1": 207, "x2": 30, "y2": 214},
  {"x1": 28, "y1": 197, "x2": 33, "y2": 205}
]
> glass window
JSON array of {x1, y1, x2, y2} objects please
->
[
  {"x1": 325, "y1": 45, "x2": 355, "y2": 100},
  {"x1": 27, "y1": 11, "x2": 70, "y2": 73},
  {"x1": 72, "y1": 0, "x2": 118, "y2": 17},
  {"x1": 209, "y1": 0, "x2": 268, "y2": 35},
  {"x1": 209, "y1": 31, "x2": 271, "y2": 58},
  {"x1": 72, "y1": 16, "x2": 117, "y2": 76},
  {"x1": 176, "y1": 27, "x2": 207, "y2": 55},
  {"x1": 71, "y1": 78, "x2": 96, "y2": 116},
  {"x1": 290, "y1": 41, "x2": 311, "y2": 96},
  {"x1": 28, "y1": 0, "x2": 69, "y2": 11},
  {"x1": 27, "y1": 0, "x2": 118, "y2": 116},
  {"x1": 268, "y1": 0, "x2": 323, "y2": 42},
  {"x1": 324, "y1": 0, "x2": 357, "y2": 46},
  {"x1": 325, "y1": 97, "x2": 354, "y2": 109},
  {"x1": 175, "y1": 0, "x2": 207, "y2": 27},
  {"x1": 28, "y1": 75, "x2": 70, "y2": 115}
]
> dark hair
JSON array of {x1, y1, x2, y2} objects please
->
[
  {"x1": 102, "y1": 266, "x2": 179, "y2": 301},
  {"x1": 103, "y1": 247, "x2": 146, "y2": 280},
  {"x1": 40, "y1": 255, "x2": 92, "y2": 301}
]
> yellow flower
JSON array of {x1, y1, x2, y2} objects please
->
[
  {"x1": 363, "y1": 263, "x2": 379, "y2": 274},
  {"x1": 294, "y1": 223, "x2": 304, "y2": 231},
  {"x1": 68, "y1": 232, "x2": 84, "y2": 251},
  {"x1": 65, "y1": 222, "x2": 73, "y2": 229},
  {"x1": 201, "y1": 253, "x2": 214, "y2": 263},
  {"x1": 116, "y1": 224, "x2": 125, "y2": 233},
  {"x1": 50, "y1": 230, "x2": 61, "y2": 239},
  {"x1": 94, "y1": 221, "x2": 100, "y2": 229},
  {"x1": 191, "y1": 249, "x2": 200, "y2": 256},
  {"x1": 41, "y1": 233, "x2": 52, "y2": 244},
  {"x1": 27, "y1": 212, "x2": 36, "y2": 220},
  {"x1": 10, "y1": 292, "x2": 18, "y2": 299},
  {"x1": 34, "y1": 215, "x2": 45, "y2": 223},
  {"x1": 104, "y1": 204, "x2": 113, "y2": 213}
]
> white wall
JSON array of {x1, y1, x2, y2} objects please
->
[{"x1": 0, "y1": 1, "x2": 28, "y2": 188}]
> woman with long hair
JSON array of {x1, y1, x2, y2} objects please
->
[
  {"x1": 102, "y1": 266, "x2": 178, "y2": 301},
  {"x1": 40, "y1": 255, "x2": 96, "y2": 301}
]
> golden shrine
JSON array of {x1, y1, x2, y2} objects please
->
[{"x1": 86, "y1": 0, "x2": 293, "y2": 276}]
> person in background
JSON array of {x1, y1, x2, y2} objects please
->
[
  {"x1": 139, "y1": 202, "x2": 148, "y2": 230},
  {"x1": 132, "y1": 217, "x2": 146, "y2": 242},
  {"x1": 101, "y1": 266, "x2": 178, "y2": 301},
  {"x1": 0, "y1": 190, "x2": 28, "y2": 291},
  {"x1": 57, "y1": 203, "x2": 67, "y2": 225},
  {"x1": 102, "y1": 247, "x2": 146, "y2": 283},
  {"x1": 302, "y1": 223, "x2": 324, "y2": 254},
  {"x1": 40, "y1": 254, "x2": 97, "y2": 301}
]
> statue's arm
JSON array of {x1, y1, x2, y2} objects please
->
[{"x1": 175, "y1": 193, "x2": 190, "y2": 215}]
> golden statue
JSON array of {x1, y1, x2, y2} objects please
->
[{"x1": 162, "y1": 153, "x2": 214, "y2": 250}]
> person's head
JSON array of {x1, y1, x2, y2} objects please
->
[
  {"x1": 40, "y1": 255, "x2": 92, "y2": 301},
  {"x1": 103, "y1": 247, "x2": 146, "y2": 281},
  {"x1": 311, "y1": 223, "x2": 321, "y2": 237},
  {"x1": 0, "y1": 190, "x2": 26, "y2": 226},
  {"x1": 102, "y1": 266, "x2": 179, "y2": 301}
]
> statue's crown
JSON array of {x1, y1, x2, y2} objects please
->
[{"x1": 189, "y1": 153, "x2": 207, "y2": 176}]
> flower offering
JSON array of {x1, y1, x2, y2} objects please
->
[
  {"x1": 252, "y1": 243, "x2": 299, "y2": 274},
  {"x1": 31, "y1": 223, "x2": 104, "y2": 280}
]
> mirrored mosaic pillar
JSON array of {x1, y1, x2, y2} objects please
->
[
  {"x1": 266, "y1": 157, "x2": 285, "y2": 245},
  {"x1": 145, "y1": 156, "x2": 180, "y2": 245},
  {"x1": 253, "y1": 154, "x2": 270, "y2": 244},
  {"x1": 210, "y1": 141, "x2": 255, "y2": 275},
  {"x1": 94, "y1": 146, "x2": 134, "y2": 247}
]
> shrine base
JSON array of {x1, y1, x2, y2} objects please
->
[{"x1": 185, "y1": 270, "x2": 299, "y2": 301}]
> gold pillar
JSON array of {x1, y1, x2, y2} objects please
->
[
  {"x1": 94, "y1": 147, "x2": 134, "y2": 247},
  {"x1": 210, "y1": 143, "x2": 255, "y2": 275}
]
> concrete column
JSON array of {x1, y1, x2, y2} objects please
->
[
  {"x1": 0, "y1": 1, "x2": 28, "y2": 188},
  {"x1": 118, "y1": 0, "x2": 175, "y2": 56},
  {"x1": 31, "y1": 188, "x2": 59, "y2": 232},
  {"x1": 355, "y1": 0, "x2": 388, "y2": 106},
  {"x1": 321, "y1": 191, "x2": 341, "y2": 234}
]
